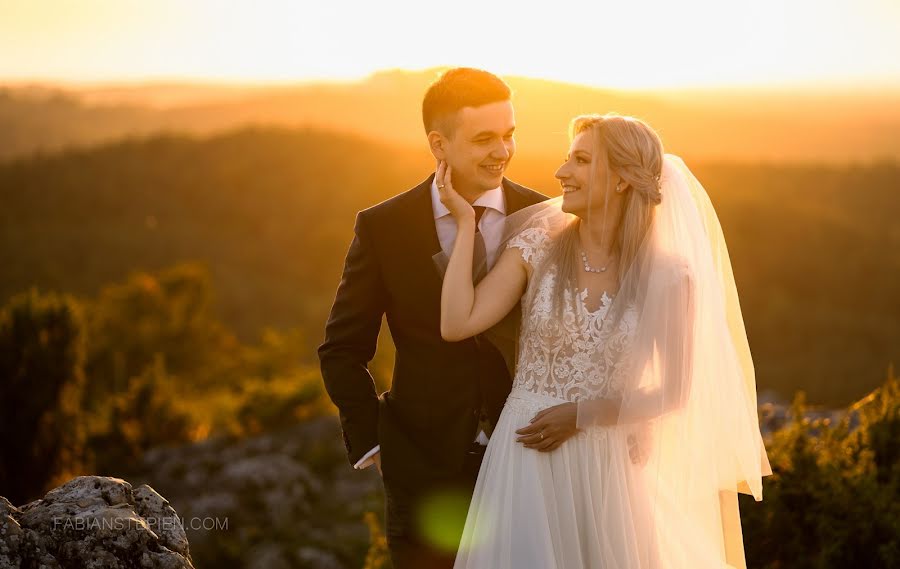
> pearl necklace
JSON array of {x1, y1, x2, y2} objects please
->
[{"x1": 581, "y1": 250, "x2": 612, "y2": 273}]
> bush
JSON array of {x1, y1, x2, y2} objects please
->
[
  {"x1": 0, "y1": 288, "x2": 87, "y2": 503},
  {"x1": 234, "y1": 368, "x2": 330, "y2": 437},
  {"x1": 741, "y1": 367, "x2": 900, "y2": 568},
  {"x1": 82, "y1": 262, "x2": 240, "y2": 413},
  {"x1": 86, "y1": 353, "x2": 195, "y2": 477}
]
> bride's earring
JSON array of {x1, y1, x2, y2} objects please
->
[{"x1": 615, "y1": 182, "x2": 624, "y2": 193}]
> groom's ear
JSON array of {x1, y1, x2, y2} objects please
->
[{"x1": 427, "y1": 131, "x2": 446, "y2": 160}]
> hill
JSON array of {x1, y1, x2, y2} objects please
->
[
  {"x1": 1, "y1": 127, "x2": 897, "y2": 405},
  {"x1": 2, "y1": 69, "x2": 899, "y2": 163}
]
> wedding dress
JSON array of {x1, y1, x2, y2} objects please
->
[{"x1": 454, "y1": 156, "x2": 771, "y2": 569}]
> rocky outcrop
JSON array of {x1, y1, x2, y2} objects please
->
[
  {"x1": 130, "y1": 416, "x2": 382, "y2": 569},
  {"x1": 0, "y1": 475, "x2": 193, "y2": 569},
  {"x1": 1, "y1": 417, "x2": 383, "y2": 569}
]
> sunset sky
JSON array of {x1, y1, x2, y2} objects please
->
[{"x1": 2, "y1": 0, "x2": 898, "y2": 89}]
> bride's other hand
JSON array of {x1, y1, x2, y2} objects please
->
[
  {"x1": 627, "y1": 434, "x2": 646, "y2": 466},
  {"x1": 436, "y1": 160, "x2": 475, "y2": 222},
  {"x1": 515, "y1": 402, "x2": 579, "y2": 452}
]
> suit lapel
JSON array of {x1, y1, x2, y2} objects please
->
[
  {"x1": 399, "y1": 174, "x2": 448, "y2": 293},
  {"x1": 502, "y1": 178, "x2": 533, "y2": 216},
  {"x1": 405, "y1": 173, "x2": 442, "y2": 252}
]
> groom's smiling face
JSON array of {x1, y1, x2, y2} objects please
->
[{"x1": 440, "y1": 100, "x2": 516, "y2": 197}]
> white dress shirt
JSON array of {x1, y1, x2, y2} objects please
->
[{"x1": 354, "y1": 178, "x2": 507, "y2": 470}]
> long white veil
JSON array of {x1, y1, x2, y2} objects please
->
[{"x1": 480, "y1": 154, "x2": 772, "y2": 567}]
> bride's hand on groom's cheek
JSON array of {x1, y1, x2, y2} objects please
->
[
  {"x1": 514, "y1": 402, "x2": 579, "y2": 452},
  {"x1": 435, "y1": 160, "x2": 475, "y2": 221}
]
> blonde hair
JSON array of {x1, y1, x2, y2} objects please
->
[{"x1": 529, "y1": 113, "x2": 664, "y2": 323}]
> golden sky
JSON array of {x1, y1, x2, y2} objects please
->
[{"x1": 2, "y1": 0, "x2": 899, "y2": 89}]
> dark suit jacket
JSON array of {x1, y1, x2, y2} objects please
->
[{"x1": 318, "y1": 173, "x2": 549, "y2": 485}]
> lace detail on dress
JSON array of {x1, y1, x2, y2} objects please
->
[
  {"x1": 510, "y1": 229, "x2": 640, "y2": 402},
  {"x1": 506, "y1": 226, "x2": 552, "y2": 267}
]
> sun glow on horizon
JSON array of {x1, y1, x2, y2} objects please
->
[{"x1": 1, "y1": 0, "x2": 898, "y2": 90}]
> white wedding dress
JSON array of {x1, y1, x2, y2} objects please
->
[
  {"x1": 454, "y1": 226, "x2": 725, "y2": 569},
  {"x1": 453, "y1": 225, "x2": 651, "y2": 569},
  {"x1": 454, "y1": 156, "x2": 772, "y2": 568}
]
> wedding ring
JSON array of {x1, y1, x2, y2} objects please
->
[
  {"x1": 540, "y1": 431, "x2": 544, "y2": 440},
  {"x1": 437, "y1": 184, "x2": 445, "y2": 189}
]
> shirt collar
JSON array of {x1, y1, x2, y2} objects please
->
[{"x1": 430, "y1": 176, "x2": 506, "y2": 220}]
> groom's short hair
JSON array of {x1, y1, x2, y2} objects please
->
[{"x1": 422, "y1": 68, "x2": 511, "y2": 138}]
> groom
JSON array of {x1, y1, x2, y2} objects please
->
[{"x1": 318, "y1": 68, "x2": 548, "y2": 568}]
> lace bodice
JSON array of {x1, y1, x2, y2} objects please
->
[{"x1": 507, "y1": 227, "x2": 639, "y2": 402}]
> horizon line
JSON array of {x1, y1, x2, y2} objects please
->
[{"x1": 2, "y1": 67, "x2": 900, "y2": 94}]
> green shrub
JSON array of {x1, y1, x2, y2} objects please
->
[
  {"x1": 741, "y1": 367, "x2": 900, "y2": 568},
  {"x1": 0, "y1": 288, "x2": 87, "y2": 503}
]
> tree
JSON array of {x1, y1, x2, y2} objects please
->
[{"x1": 0, "y1": 288, "x2": 87, "y2": 503}]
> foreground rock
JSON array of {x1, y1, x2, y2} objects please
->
[
  {"x1": 0, "y1": 417, "x2": 383, "y2": 569},
  {"x1": 129, "y1": 416, "x2": 383, "y2": 569},
  {"x1": 0, "y1": 475, "x2": 193, "y2": 569}
]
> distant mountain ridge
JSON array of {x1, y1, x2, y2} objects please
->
[
  {"x1": 1, "y1": 126, "x2": 897, "y2": 406},
  {"x1": 2, "y1": 68, "x2": 899, "y2": 163}
]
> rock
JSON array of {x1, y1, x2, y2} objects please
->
[
  {"x1": 129, "y1": 416, "x2": 382, "y2": 569},
  {"x1": 295, "y1": 546, "x2": 343, "y2": 569},
  {"x1": 133, "y1": 485, "x2": 191, "y2": 560},
  {"x1": 0, "y1": 497, "x2": 27, "y2": 569},
  {"x1": 0, "y1": 475, "x2": 193, "y2": 569},
  {"x1": 2, "y1": 417, "x2": 384, "y2": 567},
  {"x1": 245, "y1": 542, "x2": 291, "y2": 569}
]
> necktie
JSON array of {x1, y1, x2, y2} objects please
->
[
  {"x1": 473, "y1": 205, "x2": 487, "y2": 227},
  {"x1": 472, "y1": 206, "x2": 488, "y2": 284},
  {"x1": 471, "y1": 205, "x2": 495, "y2": 439}
]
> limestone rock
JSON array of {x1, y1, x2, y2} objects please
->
[
  {"x1": 0, "y1": 476, "x2": 193, "y2": 569},
  {"x1": 131, "y1": 416, "x2": 381, "y2": 568}
]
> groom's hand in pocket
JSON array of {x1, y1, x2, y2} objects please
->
[{"x1": 515, "y1": 402, "x2": 579, "y2": 452}]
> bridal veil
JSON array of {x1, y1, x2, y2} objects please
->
[{"x1": 479, "y1": 153, "x2": 772, "y2": 568}]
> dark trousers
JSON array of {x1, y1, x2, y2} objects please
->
[{"x1": 383, "y1": 444, "x2": 486, "y2": 569}]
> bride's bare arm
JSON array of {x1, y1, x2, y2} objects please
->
[
  {"x1": 435, "y1": 159, "x2": 529, "y2": 341},
  {"x1": 440, "y1": 230, "x2": 528, "y2": 341}
]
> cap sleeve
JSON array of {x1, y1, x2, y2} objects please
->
[{"x1": 506, "y1": 226, "x2": 552, "y2": 267}]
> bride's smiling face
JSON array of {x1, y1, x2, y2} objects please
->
[
  {"x1": 556, "y1": 129, "x2": 620, "y2": 217},
  {"x1": 556, "y1": 131, "x2": 620, "y2": 216}
]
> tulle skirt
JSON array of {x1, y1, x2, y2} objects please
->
[{"x1": 453, "y1": 387, "x2": 732, "y2": 569}]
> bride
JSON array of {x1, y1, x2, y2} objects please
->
[{"x1": 438, "y1": 113, "x2": 772, "y2": 568}]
